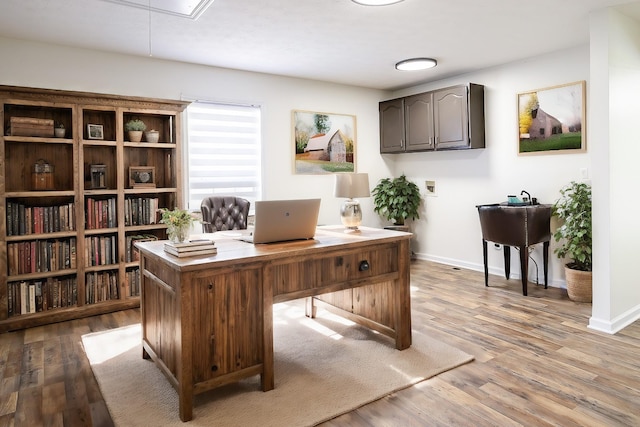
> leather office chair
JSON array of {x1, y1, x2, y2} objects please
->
[
  {"x1": 200, "y1": 196, "x2": 250, "y2": 232},
  {"x1": 476, "y1": 204, "x2": 551, "y2": 296}
]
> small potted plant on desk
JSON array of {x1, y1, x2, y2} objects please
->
[
  {"x1": 553, "y1": 181, "x2": 592, "y2": 302},
  {"x1": 371, "y1": 174, "x2": 421, "y2": 228}
]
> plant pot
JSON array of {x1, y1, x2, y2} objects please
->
[
  {"x1": 128, "y1": 130, "x2": 143, "y2": 142},
  {"x1": 54, "y1": 128, "x2": 66, "y2": 138},
  {"x1": 145, "y1": 130, "x2": 159, "y2": 143},
  {"x1": 564, "y1": 265, "x2": 592, "y2": 303},
  {"x1": 167, "y1": 224, "x2": 190, "y2": 243}
]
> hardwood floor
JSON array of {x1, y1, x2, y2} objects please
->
[{"x1": 1, "y1": 260, "x2": 639, "y2": 426}]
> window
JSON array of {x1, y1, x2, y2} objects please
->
[{"x1": 186, "y1": 101, "x2": 262, "y2": 212}]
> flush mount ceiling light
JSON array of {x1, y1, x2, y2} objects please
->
[
  {"x1": 351, "y1": 0, "x2": 405, "y2": 5},
  {"x1": 395, "y1": 58, "x2": 438, "y2": 71}
]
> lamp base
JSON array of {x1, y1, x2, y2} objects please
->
[{"x1": 340, "y1": 198, "x2": 363, "y2": 231}]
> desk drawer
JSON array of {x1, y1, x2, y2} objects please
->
[{"x1": 272, "y1": 243, "x2": 398, "y2": 296}]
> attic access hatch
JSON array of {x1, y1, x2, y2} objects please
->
[{"x1": 100, "y1": 0, "x2": 214, "y2": 19}]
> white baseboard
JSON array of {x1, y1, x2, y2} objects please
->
[
  {"x1": 589, "y1": 305, "x2": 640, "y2": 334},
  {"x1": 414, "y1": 252, "x2": 566, "y2": 289}
]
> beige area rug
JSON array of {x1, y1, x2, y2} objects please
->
[{"x1": 82, "y1": 300, "x2": 474, "y2": 426}]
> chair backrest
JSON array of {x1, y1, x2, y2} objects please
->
[
  {"x1": 200, "y1": 196, "x2": 250, "y2": 232},
  {"x1": 477, "y1": 204, "x2": 551, "y2": 246}
]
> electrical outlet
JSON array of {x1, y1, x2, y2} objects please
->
[
  {"x1": 580, "y1": 168, "x2": 589, "y2": 179},
  {"x1": 425, "y1": 180, "x2": 436, "y2": 197}
]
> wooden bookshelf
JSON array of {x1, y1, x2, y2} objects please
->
[{"x1": 0, "y1": 85, "x2": 189, "y2": 332}]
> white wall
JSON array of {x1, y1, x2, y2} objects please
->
[
  {"x1": 589, "y1": 9, "x2": 640, "y2": 333},
  {"x1": 387, "y1": 47, "x2": 591, "y2": 288}
]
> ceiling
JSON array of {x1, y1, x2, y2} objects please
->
[{"x1": 1, "y1": 0, "x2": 639, "y2": 90}]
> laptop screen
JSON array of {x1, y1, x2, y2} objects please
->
[{"x1": 248, "y1": 198, "x2": 321, "y2": 244}]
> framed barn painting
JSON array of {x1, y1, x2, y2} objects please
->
[
  {"x1": 293, "y1": 110, "x2": 356, "y2": 174},
  {"x1": 517, "y1": 81, "x2": 586, "y2": 155}
]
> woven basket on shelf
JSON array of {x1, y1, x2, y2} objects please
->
[{"x1": 565, "y1": 265, "x2": 592, "y2": 303}]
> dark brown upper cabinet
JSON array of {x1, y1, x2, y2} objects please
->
[{"x1": 379, "y1": 83, "x2": 485, "y2": 153}]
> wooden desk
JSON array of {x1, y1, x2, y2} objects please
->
[{"x1": 136, "y1": 226, "x2": 412, "y2": 421}]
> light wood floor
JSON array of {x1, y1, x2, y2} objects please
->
[{"x1": 1, "y1": 260, "x2": 639, "y2": 426}]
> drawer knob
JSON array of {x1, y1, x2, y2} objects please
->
[{"x1": 359, "y1": 260, "x2": 369, "y2": 271}]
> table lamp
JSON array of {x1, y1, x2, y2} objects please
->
[{"x1": 334, "y1": 173, "x2": 370, "y2": 232}]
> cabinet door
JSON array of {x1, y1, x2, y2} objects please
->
[
  {"x1": 434, "y1": 86, "x2": 470, "y2": 150},
  {"x1": 191, "y1": 267, "x2": 263, "y2": 383},
  {"x1": 405, "y1": 92, "x2": 434, "y2": 151},
  {"x1": 379, "y1": 98, "x2": 405, "y2": 153}
]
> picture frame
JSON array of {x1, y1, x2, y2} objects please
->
[
  {"x1": 293, "y1": 110, "x2": 356, "y2": 174},
  {"x1": 517, "y1": 81, "x2": 586, "y2": 155},
  {"x1": 128, "y1": 166, "x2": 156, "y2": 188},
  {"x1": 87, "y1": 124, "x2": 104, "y2": 140}
]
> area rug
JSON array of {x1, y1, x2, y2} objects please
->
[{"x1": 82, "y1": 300, "x2": 473, "y2": 426}]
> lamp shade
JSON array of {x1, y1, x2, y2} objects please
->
[{"x1": 334, "y1": 173, "x2": 370, "y2": 199}]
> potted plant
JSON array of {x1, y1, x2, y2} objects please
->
[
  {"x1": 553, "y1": 181, "x2": 592, "y2": 302},
  {"x1": 160, "y1": 207, "x2": 197, "y2": 243},
  {"x1": 125, "y1": 118, "x2": 146, "y2": 142},
  {"x1": 54, "y1": 122, "x2": 65, "y2": 138},
  {"x1": 371, "y1": 174, "x2": 421, "y2": 226}
]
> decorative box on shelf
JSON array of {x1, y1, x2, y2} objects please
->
[
  {"x1": 90, "y1": 164, "x2": 107, "y2": 189},
  {"x1": 9, "y1": 117, "x2": 54, "y2": 137},
  {"x1": 32, "y1": 159, "x2": 55, "y2": 190}
]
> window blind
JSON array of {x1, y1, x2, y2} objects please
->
[{"x1": 186, "y1": 101, "x2": 262, "y2": 211}]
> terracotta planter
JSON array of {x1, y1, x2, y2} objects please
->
[
  {"x1": 128, "y1": 130, "x2": 143, "y2": 142},
  {"x1": 565, "y1": 265, "x2": 592, "y2": 303}
]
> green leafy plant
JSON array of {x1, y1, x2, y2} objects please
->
[
  {"x1": 553, "y1": 181, "x2": 592, "y2": 271},
  {"x1": 159, "y1": 207, "x2": 196, "y2": 228},
  {"x1": 371, "y1": 174, "x2": 421, "y2": 225},
  {"x1": 125, "y1": 119, "x2": 146, "y2": 132},
  {"x1": 160, "y1": 207, "x2": 199, "y2": 242}
]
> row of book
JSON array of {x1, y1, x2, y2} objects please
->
[
  {"x1": 6, "y1": 197, "x2": 163, "y2": 235},
  {"x1": 85, "y1": 197, "x2": 117, "y2": 229},
  {"x1": 125, "y1": 234, "x2": 158, "y2": 262},
  {"x1": 6, "y1": 201, "x2": 76, "y2": 236},
  {"x1": 7, "y1": 269, "x2": 143, "y2": 317},
  {"x1": 7, "y1": 238, "x2": 77, "y2": 276},
  {"x1": 7, "y1": 277, "x2": 78, "y2": 317},
  {"x1": 124, "y1": 197, "x2": 160, "y2": 226},
  {"x1": 164, "y1": 239, "x2": 217, "y2": 257},
  {"x1": 85, "y1": 271, "x2": 119, "y2": 304},
  {"x1": 125, "y1": 268, "x2": 141, "y2": 297},
  {"x1": 84, "y1": 235, "x2": 117, "y2": 267}
]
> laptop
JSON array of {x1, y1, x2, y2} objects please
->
[{"x1": 240, "y1": 198, "x2": 321, "y2": 244}]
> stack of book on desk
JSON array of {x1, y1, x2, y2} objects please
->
[{"x1": 164, "y1": 239, "x2": 217, "y2": 257}]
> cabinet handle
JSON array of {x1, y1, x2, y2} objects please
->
[{"x1": 400, "y1": 139, "x2": 404, "y2": 148}]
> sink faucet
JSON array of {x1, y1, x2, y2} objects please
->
[{"x1": 520, "y1": 190, "x2": 531, "y2": 204}]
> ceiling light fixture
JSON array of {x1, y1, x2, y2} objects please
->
[
  {"x1": 395, "y1": 58, "x2": 438, "y2": 71},
  {"x1": 351, "y1": 0, "x2": 404, "y2": 5}
]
